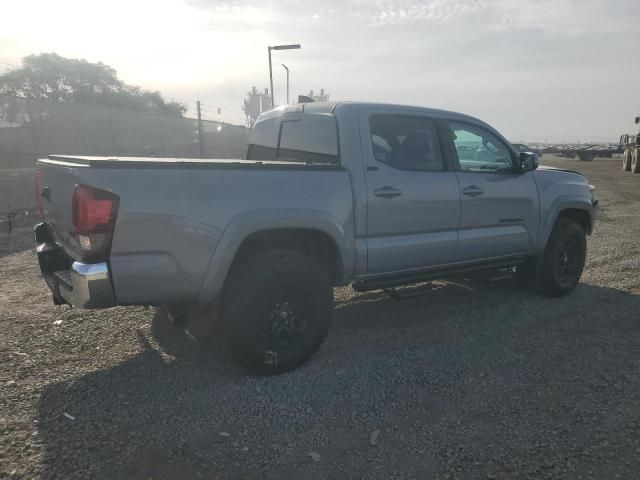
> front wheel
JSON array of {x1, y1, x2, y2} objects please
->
[
  {"x1": 536, "y1": 218, "x2": 587, "y2": 296},
  {"x1": 221, "y1": 249, "x2": 333, "y2": 375}
]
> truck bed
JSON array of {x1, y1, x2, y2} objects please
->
[
  {"x1": 42, "y1": 155, "x2": 342, "y2": 170},
  {"x1": 36, "y1": 154, "x2": 354, "y2": 306}
]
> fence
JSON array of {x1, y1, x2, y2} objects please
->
[
  {"x1": 0, "y1": 95, "x2": 250, "y2": 212},
  {"x1": 0, "y1": 168, "x2": 34, "y2": 222},
  {"x1": 0, "y1": 94, "x2": 249, "y2": 170}
]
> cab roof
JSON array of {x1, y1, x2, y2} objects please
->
[{"x1": 257, "y1": 101, "x2": 484, "y2": 125}]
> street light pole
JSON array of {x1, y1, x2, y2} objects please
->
[
  {"x1": 196, "y1": 100, "x2": 204, "y2": 158},
  {"x1": 268, "y1": 47, "x2": 274, "y2": 110},
  {"x1": 281, "y1": 64, "x2": 289, "y2": 104},
  {"x1": 267, "y1": 44, "x2": 300, "y2": 109}
]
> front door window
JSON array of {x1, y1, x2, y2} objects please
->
[{"x1": 449, "y1": 122, "x2": 513, "y2": 172}]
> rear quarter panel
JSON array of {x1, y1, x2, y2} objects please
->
[{"x1": 75, "y1": 166, "x2": 355, "y2": 305}]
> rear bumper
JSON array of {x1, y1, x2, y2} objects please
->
[
  {"x1": 35, "y1": 223, "x2": 116, "y2": 308},
  {"x1": 59, "y1": 261, "x2": 115, "y2": 308}
]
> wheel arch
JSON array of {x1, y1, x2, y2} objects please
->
[
  {"x1": 197, "y1": 210, "x2": 354, "y2": 304},
  {"x1": 231, "y1": 228, "x2": 343, "y2": 282},
  {"x1": 556, "y1": 208, "x2": 591, "y2": 233},
  {"x1": 539, "y1": 199, "x2": 594, "y2": 250}
]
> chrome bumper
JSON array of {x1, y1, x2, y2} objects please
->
[
  {"x1": 35, "y1": 223, "x2": 116, "y2": 309},
  {"x1": 58, "y1": 261, "x2": 116, "y2": 308}
]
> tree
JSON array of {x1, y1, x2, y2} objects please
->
[{"x1": 0, "y1": 53, "x2": 187, "y2": 116}]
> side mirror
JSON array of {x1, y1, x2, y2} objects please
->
[
  {"x1": 635, "y1": 116, "x2": 639, "y2": 125},
  {"x1": 518, "y1": 152, "x2": 538, "y2": 173}
]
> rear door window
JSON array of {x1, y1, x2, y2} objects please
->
[{"x1": 369, "y1": 114, "x2": 444, "y2": 171}]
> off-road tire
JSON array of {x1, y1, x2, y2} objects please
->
[
  {"x1": 623, "y1": 149, "x2": 632, "y2": 171},
  {"x1": 632, "y1": 148, "x2": 640, "y2": 173},
  {"x1": 221, "y1": 249, "x2": 333, "y2": 375},
  {"x1": 536, "y1": 218, "x2": 587, "y2": 296}
]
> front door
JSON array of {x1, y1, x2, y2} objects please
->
[
  {"x1": 445, "y1": 120, "x2": 539, "y2": 262},
  {"x1": 360, "y1": 111, "x2": 461, "y2": 275}
]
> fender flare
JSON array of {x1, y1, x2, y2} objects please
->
[
  {"x1": 538, "y1": 196, "x2": 595, "y2": 250},
  {"x1": 196, "y1": 209, "x2": 355, "y2": 304}
]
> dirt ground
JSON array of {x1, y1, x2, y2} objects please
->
[{"x1": 1, "y1": 156, "x2": 639, "y2": 480}]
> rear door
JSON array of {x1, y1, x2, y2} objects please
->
[
  {"x1": 359, "y1": 110, "x2": 461, "y2": 274},
  {"x1": 444, "y1": 121, "x2": 539, "y2": 261}
]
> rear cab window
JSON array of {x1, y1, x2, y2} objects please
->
[
  {"x1": 246, "y1": 117, "x2": 279, "y2": 160},
  {"x1": 247, "y1": 113, "x2": 339, "y2": 164}
]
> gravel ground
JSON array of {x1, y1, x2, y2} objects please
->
[{"x1": 1, "y1": 156, "x2": 639, "y2": 480}]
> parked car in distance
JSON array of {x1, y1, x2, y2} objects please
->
[
  {"x1": 34, "y1": 101, "x2": 598, "y2": 375},
  {"x1": 512, "y1": 143, "x2": 543, "y2": 157}
]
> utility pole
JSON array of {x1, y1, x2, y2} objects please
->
[
  {"x1": 196, "y1": 100, "x2": 204, "y2": 158},
  {"x1": 268, "y1": 47, "x2": 274, "y2": 110},
  {"x1": 281, "y1": 64, "x2": 290, "y2": 104}
]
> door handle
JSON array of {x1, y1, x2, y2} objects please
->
[
  {"x1": 373, "y1": 186, "x2": 403, "y2": 199},
  {"x1": 462, "y1": 185, "x2": 484, "y2": 197},
  {"x1": 41, "y1": 186, "x2": 51, "y2": 201}
]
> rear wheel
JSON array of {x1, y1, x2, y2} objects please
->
[
  {"x1": 536, "y1": 218, "x2": 587, "y2": 296},
  {"x1": 221, "y1": 249, "x2": 333, "y2": 375},
  {"x1": 623, "y1": 149, "x2": 632, "y2": 171},
  {"x1": 632, "y1": 148, "x2": 640, "y2": 173}
]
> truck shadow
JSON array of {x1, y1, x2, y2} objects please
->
[{"x1": 35, "y1": 279, "x2": 640, "y2": 479}]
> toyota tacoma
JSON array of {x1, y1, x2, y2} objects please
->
[{"x1": 34, "y1": 101, "x2": 599, "y2": 374}]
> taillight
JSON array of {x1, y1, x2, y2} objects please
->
[
  {"x1": 73, "y1": 186, "x2": 117, "y2": 232},
  {"x1": 35, "y1": 170, "x2": 44, "y2": 218},
  {"x1": 72, "y1": 185, "x2": 119, "y2": 262}
]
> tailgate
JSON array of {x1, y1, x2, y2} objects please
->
[{"x1": 37, "y1": 159, "x2": 83, "y2": 259}]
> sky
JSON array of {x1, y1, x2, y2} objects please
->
[{"x1": 1, "y1": 0, "x2": 638, "y2": 142}]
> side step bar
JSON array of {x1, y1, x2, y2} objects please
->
[
  {"x1": 352, "y1": 258, "x2": 525, "y2": 292},
  {"x1": 385, "y1": 284, "x2": 444, "y2": 300}
]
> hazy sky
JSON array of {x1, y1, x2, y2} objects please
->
[{"x1": 1, "y1": 0, "x2": 638, "y2": 141}]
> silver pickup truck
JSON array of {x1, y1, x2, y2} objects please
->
[{"x1": 34, "y1": 101, "x2": 598, "y2": 374}]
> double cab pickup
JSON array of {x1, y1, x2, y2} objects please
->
[{"x1": 34, "y1": 101, "x2": 598, "y2": 374}]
